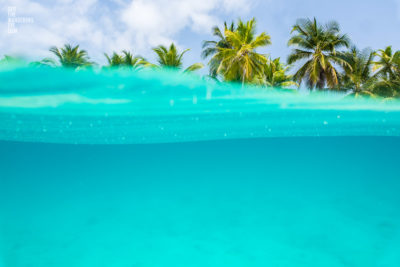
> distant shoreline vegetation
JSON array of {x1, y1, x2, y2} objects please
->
[{"x1": 1, "y1": 17, "x2": 400, "y2": 99}]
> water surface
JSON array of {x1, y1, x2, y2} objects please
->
[{"x1": 0, "y1": 68, "x2": 399, "y2": 266}]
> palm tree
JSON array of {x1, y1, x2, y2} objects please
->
[
  {"x1": 49, "y1": 44, "x2": 94, "y2": 69},
  {"x1": 373, "y1": 46, "x2": 400, "y2": 80},
  {"x1": 29, "y1": 58, "x2": 57, "y2": 68},
  {"x1": 287, "y1": 18, "x2": 350, "y2": 89},
  {"x1": 338, "y1": 47, "x2": 375, "y2": 96},
  {"x1": 104, "y1": 52, "x2": 124, "y2": 67},
  {"x1": 209, "y1": 18, "x2": 271, "y2": 84},
  {"x1": 202, "y1": 22, "x2": 236, "y2": 77},
  {"x1": 123, "y1": 51, "x2": 146, "y2": 68},
  {"x1": 258, "y1": 57, "x2": 298, "y2": 88},
  {"x1": 0, "y1": 55, "x2": 25, "y2": 67},
  {"x1": 152, "y1": 43, "x2": 203, "y2": 72},
  {"x1": 104, "y1": 50, "x2": 145, "y2": 69},
  {"x1": 210, "y1": 18, "x2": 270, "y2": 84},
  {"x1": 368, "y1": 78, "x2": 400, "y2": 98},
  {"x1": 209, "y1": 19, "x2": 271, "y2": 84}
]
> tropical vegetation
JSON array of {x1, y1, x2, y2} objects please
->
[
  {"x1": 203, "y1": 18, "x2": 270, "y2": 84},
  {"x1": 287, "y1": 18, "x2": 350, "y2": 89},
  {"x1": 201, "y1": 21, "x2": 236, "y2": 78},
  {"x1": 30, "y1": 44, "x2": 94, "y2": 69},
  {"x1": 256, "y1": 57, "x2": 298, "y2": 87},
  {"x1": 151, "y1": 43, "x2": 204, "y2": 73},
  {"x1": 2, "y1": 17, "x2": 400, "y2": 98},
  {"x1": 104, "y1": 50, "x2": 145, "y2": 70}
]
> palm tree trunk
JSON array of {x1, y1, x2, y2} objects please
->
[{"x1": 242, "y1": 69, "x2": 246, "y2": 88}]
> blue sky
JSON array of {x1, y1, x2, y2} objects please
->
[{"x1": 2, "y1": 0, "x2": 400, "y2": 69}]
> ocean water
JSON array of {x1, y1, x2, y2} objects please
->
[{"x1": 1, "y1": 67, "x2": 400, "y2": 266}]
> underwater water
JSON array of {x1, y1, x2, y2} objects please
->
[{"x1": 0, "y1": 68, "x2": 400, "y2": 266}]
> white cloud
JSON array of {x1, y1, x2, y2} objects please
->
[{"x1": 0, "y1": 0, "x2": 253, "y2": 63}]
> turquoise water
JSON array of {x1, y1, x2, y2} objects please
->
[{"x1": 1, "y1": 68, "x2": 400, "y2": 266}]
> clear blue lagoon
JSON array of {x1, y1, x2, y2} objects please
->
[{"x1": 0, "y1": 68, "x2": 399, "y2": 266}]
